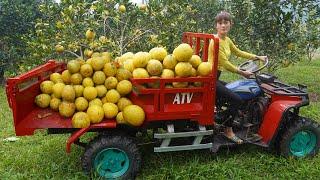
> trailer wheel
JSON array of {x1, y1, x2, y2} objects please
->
[
  {"x1": 280, "y1": 117, "x2": 320, "y2": 157},
  {"x1": 82, "y1": 135, "x2": 141, "y2": 179}
]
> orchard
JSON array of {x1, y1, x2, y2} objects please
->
[{"x1": 1, "y1": 0, "x2": 319, "y2": 82}]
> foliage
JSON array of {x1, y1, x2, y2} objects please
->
[
  {"x1": 224, "y1": 0, "x2": 320, "y2": 70},
  {"x1": 0, "y1": 0, "x2": 42, "y2": 81},
  {"x1": 1, "y1": 0, "x2": 319, "y2": 79},
  {"x1": 299, "y1": 1, "x2": 320, "y2": 61}
]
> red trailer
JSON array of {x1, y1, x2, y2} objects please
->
[{"x1": 6, "y1": 32, "x2": 320, "y2": 179}]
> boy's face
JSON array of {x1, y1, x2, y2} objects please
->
[{"x1": 216, "y1": 20, "x2": 231, "y2": 36}]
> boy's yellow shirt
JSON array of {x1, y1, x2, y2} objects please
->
[{"x1": 208, "y1": 36, "x2": 256, "y2": 73}]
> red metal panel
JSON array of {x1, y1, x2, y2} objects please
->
[
  {"x1": 203, "y1": 39, "x2": 209, "y2": 61},
  {"x1": 130, "y1": 32, "x2": 219, "y2": 126},
  {"x1": 6, "y1": 60, "x2": 117, "y2": 136},
  {"x1": 211, "y1": 36, "x2": 219, "y2": 120},
  {"x1": 6, "y1": 60, "x2": 65, "y2": 136},
  {"x1": 7, "y1": 32, "x2": 220, "y2": 137},
  {"x1": 258, "y1": 95, "x2": 303, "y2": 143},
  {"x1": 189, "y1": 36, "x2": 193, "y2": 47},
  {"x1": 195, "y1": 38, "x2": 201, "y2": 55}
]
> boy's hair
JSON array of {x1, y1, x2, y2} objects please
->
[{"x1": 215, "y1": 11, "x2": 233, "y2": 24}]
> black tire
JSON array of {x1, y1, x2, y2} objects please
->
[
  {"x1": 279, "y1": 117, "x2": 320, "y2": 157},
  {"x1": 82, "y1": 134, "x2": 142, "y2": 179}
]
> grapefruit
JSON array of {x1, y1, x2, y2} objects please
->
[
  {"x1": 116, "y1": 80, "x2": 133, "y2": 96},
  {"x1": 163, "y1": 54, "x2": 177, "y2": 70},
  {"x1": 50, "y1": 97, "x2": 61, "y2": 111},
  {"x1": 189, "y1": 55, "x2": 202, "y2": 68},
  {"x1": 175, "y1": 62, "x2": 192, "y2": 77},
  {"x1": 197, "y1": 62, "x2": 212, "y2": 76},
  {"x1": 116, "y1": 68, "x2": 132, "y2": 81},
  {"x1": 86, "y1": 29, "x2": 95, "y2": 40},
  {"x1": 133, "y1": 68, "x2": 149, "y2": 78},
  {"x1": 147, "y1": 76, "x2": 160, "y2": 88},
  {"x1": 35, "y1": 94, "x2": 51, "y2": 108},
  {"x1": 123, "y1": 59, "x2": 135, "y2": 72},
  {"x1": 84, "y1": 49, "x2": 93, "y2": 58},
  {"x1": 119, "y1": 5, "x2": 126, "y2": 13},
  {"x1": 40, "y1": 80, "x2": 54, "y2": 94},
  {"x1": 72, "y1": 112, "x2": 90, "y2": 128},
  {"x1": 75, "y1": 97, "x2": 89, "y2": 111},
  {"x1": 117, "y1": 97, "x2": 132, "y2": 111},
  {"x1": 61, "y1": 70, "x2": 71, "y2": 84},
  {"x1": 101, "y1": 96, "x2": 108, "y2": 104},
  {"x1": 191, "y1": 68, "x2": 197, "y2": 77},
  {"x1": 52, "y1": 83, "x2": 65, "y2": 98},
  {"x1": 173, "y1": 43, "x2": 193, "y2": 62},
  {"x1": 172, "y1": 82, "x2": 188, "y2": 88},
  {"x1": 95, "y1": 85, "x2": 107, "y2": 97},
  {"x1": 91, "y1": 57, "x2": 105, "y2": 71},
  {"x1": 105, "y1": 77, "x2": 118, "y2": 89},
  {"x1": 70, "y1": 73, "x2": 83, "y2": 85},
  {"x1": 123, "y1": 105, "x2": 145, "y2": 126},
  {"x1": 121, "y1": 52, "x2": 134, "y2": 60},
  {"x1": 194, "y1": 81, "x2": 203, "y2": 87},
  {"x1": 82, "y1": 77, "x2": 94, "y2": 87},
  {"x1": 80, "y1": 64, "x2": 93, "y2": 77},
  {"x1": 83, "y1": 86, "x2": 98, "y2": 101},
  {"x1": 103, "y1": 62, "x2": 118, "y2": 77},
  {"x1": 116, "y1": 112, "x2": 126, "y2": 124},
  {"x1": 105, "y1": 89, "x2": 120, "y2": 103},
  {"x1": 133, "y1": 52, "x2": 151, "y2": 68},
  {"x1": 161, "y1": 69, "x2": 175, "y2": 78},
  {"x1": 101, "y1": 52, "x2": 111, "y2": 63},
  {"x1": 93, "y1": 71, "x2": 106, "y2": 85},
  {"x1": 55, "y1": 44, "x2": 64, "y2": 53},
  {"x1": 103, "y1": 103, "x2": 118, "y2": 119},
  {"x1": 67, "y1": 60, "x2": 80, "y2": 74},
  {"x1": 50, "y1": 73, "x2": 63, "y2": 83},
  {"x1": 61, "y1": 85, "x2": 76, "y2": 102},
  {"x1": 87, "y1": 105, "x2": 104, "y2": 123},
  {"x1": 59, "y1": 101, "x2": 76, "y2": 117},
  {"x1": 89, "y1": 98, "x2": 103, "y2": 107},
  {"x1": 149, "y1": 47, "x2": 167, "y2": 61},
  {"x1": 73, "y1": 85, "x2": 84, "y2": 97},
  {"x1": 147, "y1": 59, "x2": 163, "y2": 76}
]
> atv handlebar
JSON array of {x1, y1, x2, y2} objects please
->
[{"x1": 239, "y1": 57, "x2": 269, "y2": 74}]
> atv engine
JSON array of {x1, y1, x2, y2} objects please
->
[{"x1": 246, "y1": 97, "x2": 269, "y2": 125}]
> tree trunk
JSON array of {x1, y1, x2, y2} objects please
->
[{"x1": 0, "y1": 66, "x2": 4, "y2": 85}]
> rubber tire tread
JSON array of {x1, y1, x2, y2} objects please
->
[
  {"x1": 82, "y1": 134, "x2": 141, "y2": 179},
  {"x1": 279, "y1": 117, "x2": 320, "y2": 157}
]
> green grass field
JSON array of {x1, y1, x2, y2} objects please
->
[{"x1": 1, "y1": 60, "x2": 320, "y2": 179}]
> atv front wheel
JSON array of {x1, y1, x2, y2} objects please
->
[{"x1": 280, "y1": 117, "x2": 320, "y2": 157}]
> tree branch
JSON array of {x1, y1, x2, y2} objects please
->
[
  {"x1": 79, "y1": 43, "x2": 90, "y2": 48},
  {"x1": 80, "y1": 46, "x2": 83, "y2": 59},
  {"x1": 119, "y1": 17, "x2": 130, "y2": 55},
  {"x1": 64, "y1": 50, "x2": 81, "y2": 58},
  {"x1": 104, "y1": 17, "x2": 116, "y2": 35},
  {"x1": 123, "y1": 29, "x2": 153, "y2": 49}
]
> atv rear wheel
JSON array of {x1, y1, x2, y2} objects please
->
[
  {"x1": 280, "y1": 117, "x2": 320, "y2": 157},
  {"x1": 82, "y1": 134, "x2": 141, "y2": 179}
]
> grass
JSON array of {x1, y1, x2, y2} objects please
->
[{"x1": 1, "y1": 59, "x2": 320, "y2": 179}]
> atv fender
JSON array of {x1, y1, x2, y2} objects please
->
[{"x1": 258, "y1": 95, "x2": 308, "y2": 144}]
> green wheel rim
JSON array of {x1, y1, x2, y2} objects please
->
[
  {"x1": 94, "y1": 148, "x2": 130, "y2": 178},
  {"x1": 289, "y1": 130, "x2": 317, "y2": 157}
]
